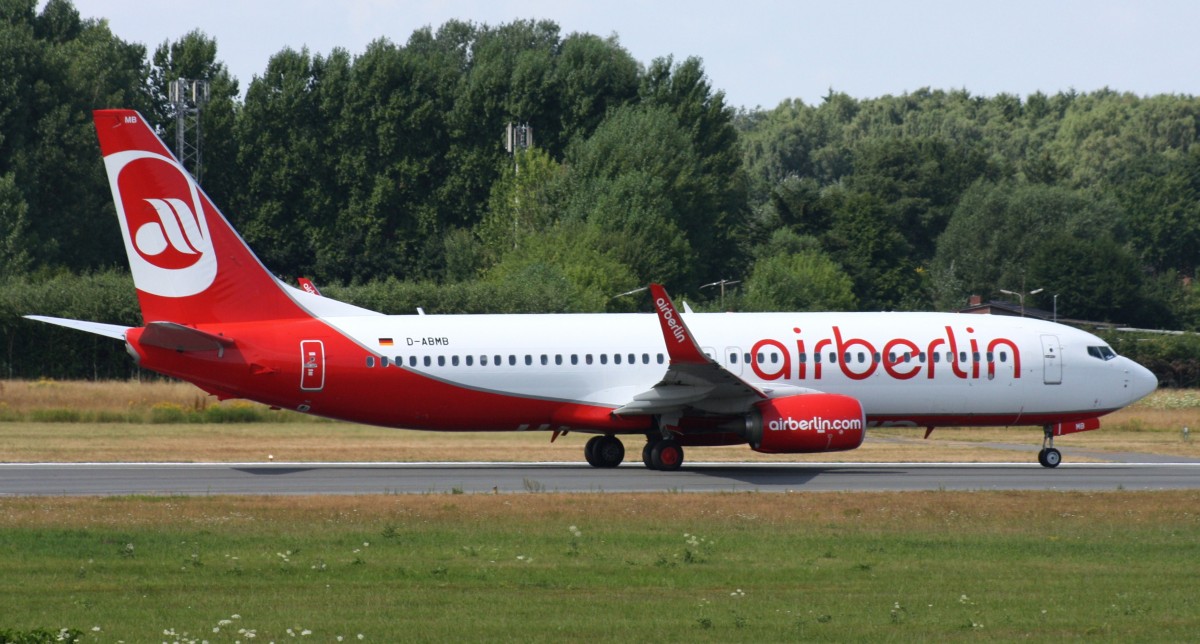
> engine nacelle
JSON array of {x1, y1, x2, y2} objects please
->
[{"x1": 743, "y1": 393, "x2": 866, "y2": 454}]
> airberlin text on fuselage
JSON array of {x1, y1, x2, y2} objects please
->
[{"x1": 750, "y1": 325, "x2": 1021, "y2": 382}]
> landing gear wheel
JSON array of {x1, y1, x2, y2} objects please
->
[
  {"x1": 584, "y1": 435, "x2": 603, "y2": 467},
  {"x1": 585, "y1": 435, "x2": 624, "y2": 468},
  {"x1": 650, "y1": 440, "x2": 684, "y2": 471},
  {"x1": 1040, "y1": 447, "x2": 1061, "y2": 468},
  {"x1": 642, "y1": 440, "x2": 657, "y2": 468}
]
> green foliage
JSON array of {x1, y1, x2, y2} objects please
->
[
  {"x1": 8, "y1": 5, "x2": 1200, "y2": 380},
  {"x1": 933, "y1": 181, "x2": 1122, "y2": 304},
  {"x1": 0, "y1": 270, "x2": 140, "y2": 379},
  {"x1": 743, "y1": 247, "x2": 857, "y2": 312}
]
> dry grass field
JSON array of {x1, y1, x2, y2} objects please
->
[{"x1": 1, "y1": 379, "x2": 1197, "y2": 462}]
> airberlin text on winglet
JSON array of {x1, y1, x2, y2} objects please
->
[
  {"x1": 750, "y1": 325, "x2": 1021, "y2": 382},
  {"x1": 655, "y1": 297, "x2": 687, "y2": 344}
]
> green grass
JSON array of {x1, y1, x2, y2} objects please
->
[{"x1": 1, "y1": 492, "x2": 1198, "y2": 641}]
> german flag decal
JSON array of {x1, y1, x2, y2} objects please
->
[{"x1": 379, "y1": 338, "x2": 394, "y2": 346}]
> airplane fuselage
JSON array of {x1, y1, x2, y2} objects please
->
[{"x1": 128, "y1": 308, "x2": 1153, "y2": 435}]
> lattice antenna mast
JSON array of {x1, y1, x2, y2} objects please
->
[{"x1": 169, "y1": 79, "x2": 211, "y2": 182}]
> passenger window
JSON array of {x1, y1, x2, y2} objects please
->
[
  {"x1": 525, "y1": 355, "x2": 533, "y2": 366},
  {"x1": 657, "y1": 354, "x2": 665, "y2": 364},
  {"x1": 509, "y1": 355, "x2": 516, "y2": 366},
  {"x1": 380, "y1": 356, "x2": 389, "y2": 367},
  {"x1": 423, "y1": 356, "x2": 432, "y2": 367},
  {"x1": 744, "y1": 352, "x2": 752, "y2": 364},
  {"x1": 959, "y1": 352, "x2": 966, "y2": 363},
  {"x1": 555, "y1": 355, "x2": 563, "y2": 365},
  {"x1": 600, "y1": 354, "x2": 608, "y2": 365},
  {"x1": 452, "y1": 355, "x2": 460, "y2": 366},
  {"x1": 540, "y1": 354, "x2": 548, "y2": 366},
  {"x1": 586, "y1": 354, "x2": 594, "y2": 365},
  {"x1": 366, "y1": 356, "x2": 375, "y2": 368},
  {"x1": 571, "y1": 354, "x2": 579, "y2": 365},
  {"x1": 1000, "y1": 352, "x2": 1007, "y2": 363},
  {"x1": 770, "y1": 353, "x2": 778, "y2": 364},
  {"x1": 643, "y1": 353, "x2": 650, "y2": 364},
  {"x1": 798, "y1": 353, "x2": 807, "y2": 363},
  {"x1": 480, "y1": 355, "x2": 488, "y2": 366},
  {"x1": 829, "y1": 353, "x2": 837, "y2": 364},
  {"x1": 843, "y1": 352, "x2": 851, "y2": 363},
  {"x1": 614, "y1": 354, "x2": 622, "y2": 365},
  {"x1": 628, "y1": 353, "x2": 636, "y2": 364},
  {"x1": 409, "y1": 356, "x2": 417, "y2": 367},
  {"x1": 932, "y1": 352, "x2": 939, "y2": 363},
  {"x1": 438, "y1": 356, "x2": 446, "y2": 367},
  {"x1": 730, "y1": 353, "x2": 738, "y2": 364},
  {"x1": 814, "y1": 353, "x2": 822, "y2": 364},
  {"x1": 986, "y1": 352, "x2": 993, "y2": 363},
  {"x1": 858, "y1": 352, "x2": 865, "y2": 363}
]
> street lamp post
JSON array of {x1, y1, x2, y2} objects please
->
[
  {"x1": 999, "y1": 288, "x2": 1044, "y2": 317},
  {"x1": 700, "y1": 279, "x2": 741, "y2": 310}
]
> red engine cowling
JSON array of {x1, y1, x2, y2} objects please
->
[{"x1": 744, "y1": 393, "x2": 866, "y2": 454}]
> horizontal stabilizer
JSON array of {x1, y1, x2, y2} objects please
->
[
  {"x1": 141, "y1": 322, "x2": 235, "y2": 355},
  {"x1": 24, "y1": 315, "x2": 130, "y2": 340}
]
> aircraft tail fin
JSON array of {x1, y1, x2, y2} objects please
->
[{"x1": 93, "y1": 109, "x2": 309, "y2": 325}]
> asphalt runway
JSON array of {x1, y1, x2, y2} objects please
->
[{"x1": 2, "y1": 461, "x2": 1199, "y2": 495}]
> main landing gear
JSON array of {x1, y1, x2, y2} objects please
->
[
  {"x1": 1038, "y1": 425, "x2": 1062, "y2": 468},
  {"x1": 642, "y1": 436, "x2": 684, "y2": 471},
  {"x1": 582, "y1": 434, "x2": 686, "y2": 470},
  {"x1": 584, "y1": 434, "x2": 624, "y2": 468}
]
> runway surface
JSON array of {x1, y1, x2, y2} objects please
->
[{"x1": 2, "y1": 461, "x2": 1200, "y2": 495}]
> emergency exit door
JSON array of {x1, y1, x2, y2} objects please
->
[{"x1": 300, "y1": 340, "x2": 325, "y2": 391}]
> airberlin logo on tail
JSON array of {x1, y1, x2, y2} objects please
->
[
  {"x1": 136, "y1": 198, "x2": 205, "y2": 264},
  {"x1": 105, "y1": 150, "x2": 216, "y2": 297}
]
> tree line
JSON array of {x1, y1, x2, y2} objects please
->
[{"x1": 3, "y1": 0, "x2": 1200, "y2": 381}]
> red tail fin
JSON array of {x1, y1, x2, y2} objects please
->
[{"x1": 94, "y1": 109, "x2": 307, "y2": 324}]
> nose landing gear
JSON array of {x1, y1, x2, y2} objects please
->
[{"x1": 1038, "y1": 425, "x2": 1062, "y2": 468}]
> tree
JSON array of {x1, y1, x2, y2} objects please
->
[
  {"x1": 1027, "y1": 233, "x2": 1146, "y2": 325},
  {"x1": 743, "y1": 230, "x2": 856, "y2": 311},
  {"x1": 933, "y1": 181, "x2": 1123, "y2": 303}
]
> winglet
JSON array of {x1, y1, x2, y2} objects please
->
[{"x1": 649, "y1": 284, "x2": 709, "y2": 364}]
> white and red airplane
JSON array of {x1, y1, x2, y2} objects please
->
[{"x1": 28, "y1": 109, "x2": 1158, "y2": 470}]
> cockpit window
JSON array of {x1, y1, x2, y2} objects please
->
[{"x1": 1087, "y1": 345, "x2": 1117, "y2": 361}]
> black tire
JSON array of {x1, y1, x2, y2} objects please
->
[
  {"x1": 1042, "y1": 447, "x2": 1062, "y2": 468},
  {"x1": 1036, "y1": 448, "x2": 1048, "y2": 467},
  {"x1": 584, "y1": 435, "x2": 604, "y2": 467},
  {"x1": 651, "y1": 440, "x2": 684, "y2": 471},
  {"x1": 594, "y1": 435, "x2": 625, "y2": 468},
  {"x1": 642, "y1": 441, "x2": 657, "y2": 469}
]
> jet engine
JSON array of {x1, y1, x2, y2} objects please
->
[{"x1": 741, "y1": 393, "x2": 865, "y2": 453}]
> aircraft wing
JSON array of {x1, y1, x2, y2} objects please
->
[{"x1": 613, "y1": 284, "x2": 767, "y2": 418}]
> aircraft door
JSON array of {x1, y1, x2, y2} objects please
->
[
  {"x1": 1040, "y1": 335, "x2": 1062, "y2": 385},
  {"x1": 300, "y1": 340, "x2": 325, "y2": 391}
]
